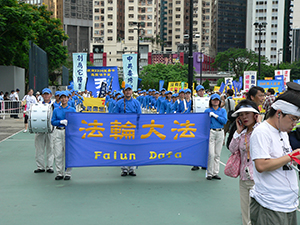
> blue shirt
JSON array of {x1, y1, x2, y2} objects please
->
[
  {"x1": 174, "y1": 99, "x2": 191, "y2": 113},
  {"x1": 108, "y1": 99, "x2": 116, "y2": 113},
  {"x1": 159, "y1": 99, "x2": 172, "y2": 114},
  {"x1": 53, "y1": 101, "x2": 60, "y2": 109},
  {"x1": 166, "y1": 101, "x2": 175, "y2": 114},
  {"x1": 204, "y1": 107, "x2": 227, "y2": 129},
  {"x1": 156, "y1": 96, "x2": 165, "y2": 112},
  {"x1": 114, "y1": 97, "x2": 141, "y2": 114},
  {"x1": 51, "y1": 105, "x2": 76, "y2": 127}
]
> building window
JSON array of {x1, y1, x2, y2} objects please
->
[
  {"x1": 94, "y1": 30, "x2": 99, "y2": 35},
  {"x1": 147, "y1": 30, "x2": 152, "y2": 34},
  {"x1": 108, "y1": 22, "x2": 113, "y2": 26},
  {"x1": 129, "y1": 36, "x2": 134, "y2": 40},
  {"x1": 175, "y1": 35, "x2": 180, "y2": 39},
  {"x1": 175, "y1": 21, "x2": 180, "y2": 25},
  {"x1": 108, "y1": 7, "x2": 113, "y2": 11},
  {"x1": 147, "y1": 22, "x2": 152, "y2": 27},
  {"x1": 95, "y1": 8, "x2": 99, "y2": 13},
  {"x1": 129, "y1": 6, "x2": 134, "y2": 11},
  {"x1": 129, "y1": 14, "x2": 134, "y2": 18},
  {"x1": 176, "y1": 7, "x2": 180, "y2": 11},
  {"x1": 176, "y1": 1, "x2": 180, "y2": 4},
  {"x1": 108, "y1": 29, "x2": 113, "y2": 33},
  {"x1": 108, "y1": 37, "x2": 113, "y2": 41},
  {"x1": 95, "y1": 23, "x2": 100, "y2": 28},
  {"x1": 147, "y1": 7, "x2": 152, "y2": 12},
  {"x1": 94, "y1": 1, "x2": 99, "y2": 5},
  {"x1": 147, "y1": 15, "x2": 152, "y2": 20},
  {"x1": 129, "y1": 29, "x2": 134, "y2": 33},
  {"x1": 108, "y1": 14, "x2": 113, "y2": 19},
  {"x1": 176, "y1": 14, "x2": 181, "y2": 18},
  {"x1": 94, "y1": 16, "x2": 99, "y2": 20}
]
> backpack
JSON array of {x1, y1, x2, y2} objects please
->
[{"x1": 227, "y1": 98, "x2": 235, "y2": 122}]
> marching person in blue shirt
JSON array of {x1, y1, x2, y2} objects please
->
[
  {"x1": 204, "y1": 93, "x2": 227, "y2": 180},
  {"x1": 53, "y1": 91, "x2": 61, "y2": 109},
  {"x1": 174, "y1": 89, "x2": 187, "y2": 113},
  {"x1": 51, "y1": 91, "x2": 76, "y2": 181},
  {"x1": 166, "y1": 94, "x2": 177, "y2": 114},
  {"x1": 156, "y1": 88, "x2": 166, "y2": 112},
  {"x1": 114, "y1": 84, "x2": 141, "y2": 176},
  {"x1": 159, "y1": 91, "x2": 172, "y2": 114},
  {"x1": 184, "y1": 88, "x2": 192, "y2": 113}
]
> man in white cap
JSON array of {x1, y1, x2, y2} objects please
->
[
  {"x1": 114, "y1": 84, "x2": 141, "y2": 176},
  {"x1": 250, "y1": 82, "x2": 300, "y2": 225},
  {"x1": 191, "y1": 85, "x2": 210, "y2": 171},
  {"x1": 34, "y1": 88, "x2": 54, "y2": 174}
]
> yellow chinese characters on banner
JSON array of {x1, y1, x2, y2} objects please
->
[
  {"x1": 264, "y1": 77, "x2": 273, "y2": 80},
  {"x1": 82, "y1": 97, "x2": 106, "y2": 113},
  {"x1": 168, "y1": 82, "x2": 194, "y2": 92}
]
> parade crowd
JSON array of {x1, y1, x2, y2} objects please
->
[{"x1": 2, "y1": 82, "x2": 300, "y2": 225}]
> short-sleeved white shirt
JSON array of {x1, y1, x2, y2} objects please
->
[
  {"x1": 250, "y1": 121, "x2": 299, "y2": 212},
  {"x1": 22, "y1": 95, "x2": 37, "y2": 110}
]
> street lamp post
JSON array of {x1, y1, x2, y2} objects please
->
[
  {"x1": 132, "y1": 22, "x2": 144, "y2": 76},
  {"x1": 277, "y1": 48, "x2": 283, "y2": 70},
  {"x1": 188, "y1": 0, "x2": 194, "y2": 91},
  {"x1": 254, "y1": 22, "x2": 267, "y2": 80}
]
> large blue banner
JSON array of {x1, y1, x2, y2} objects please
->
[
  {"x1": 65, "y1": 113, "x2": 210, "y2": 168},
  {"x1": 86, "y1": 66, "x2": 120, "y2": 97}
]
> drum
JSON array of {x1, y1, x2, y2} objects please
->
[
  {"x1": 193, "y1": 96, "x2": 209, "y2": 113},
  {"x1": 28, "y1": 103, "x2": 53, "y2": 133}
]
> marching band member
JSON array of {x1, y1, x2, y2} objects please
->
[
  {"x1": 205, "y1": 94, "x2": 227, "y2": 180},
  {"x1": 114, "y1": 84, "x2": 141, "y2": 176},
  {"x1": 34, "y1": 88, "x2": 54, "y2": 174},
  {"x1": 51, "y1": 91, "x2": 76, "y2": 180},
  {"x1": 191, "y1": 85, "x2": 210, "y2": 171}
]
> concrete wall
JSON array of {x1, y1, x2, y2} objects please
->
[{"x1": 0, "y1": 66, "x2": 25, "y2": 98}]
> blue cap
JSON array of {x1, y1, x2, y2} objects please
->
[
  {"x1": 175, "y1": 93, "x2": 179, "y2": 97},
  {"x1": 16, "y1": 88, "x2": 20, "y2": 91},
  {"x1": 172, "y1": 94, "x2": 176, "y2": 98},
  {"x1": 70, "y1": 89, "x2": 75, "y2": 93},
  {"x1": 117, "y1": 93, "x2": 124, "y2": 99},
  {"x1": 59, "y1": 91, "x2": 68, "y2": 97},
  {"x1": 179, "y1": 89, "x2": 185, "y2": 94},
  {"x1": 165, "y1": 91, "x2": 172, "y2": 95},
  {"x1": 148, "y1": 89, "x2": 152, "y2": 92},
  {"x1": 42, "y1": 88, "x2": 52, "y2": 94},
  {"x1": 152, "y1": 89, "x2": 156, "y2": 92},
  {"x1": 55, "y1": 91, "x2": 61, "y2": 96},
  {"x1": 125, "y1": 84, "x2": 132, "y2": 90},
  {"x1": 138, "y1": 88, "x2": 141, "y2": 91},
  {"x1": 155, "y1": 91, "x2": 159, "y2": 94},
  {"x1": 196, "y1": 85, "x2": 205, "y2": 91},
  {"x1": 185, "y1": 88, "x2": 191, "y2": 93},
  {"x1": 161, "y1": 88, "x2": 166, "y2": 91},
  {"x1": 210, "y1": 93, "x2": 221, "y2": 100}
]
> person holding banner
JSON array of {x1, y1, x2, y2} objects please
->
[
  {"x1": 183, "y1": 89, "x2": 192, "y2": 113},
  {"x1": 249, "y1": 83, "x2": 300, "y2": 225},
  {"x1": 205, "y1": 94, "x2": 227, "y2": 180},
  {"x1": 191, "y1": 85, "x2": 210, "y2": 171},
  {"x1": 114, "y1": 84, "x2": 141, "y2": 176},
  {"x1": 51, "y1": 91, "x2": 76, "y2": 180}
]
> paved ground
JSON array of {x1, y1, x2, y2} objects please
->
[
  {"x1": 0, "y1": 116, "x2": 24, "y2": 141},
  {"x1": 0, "y1": 120, "x2": 300, "y2": 225}
]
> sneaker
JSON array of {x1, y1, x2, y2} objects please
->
[
  {"x1": 121, "y1": 171, "x2": 128, "y2": 176},
  {"x1": 129, "y1": 171, "x2": 136, "y2": 176},
  {"x1": 206, "y1": 175, "x2": 212, "y2": 180},
  {"x1": 212, "y1": 175, "x2": 221, "y2": 180},
  {"x1": 23, "y1": 130, "x2": 27, "y2": 133},
  {"x1": 191, "y1": 166, "x2": 200, "y2": 171},
  {"x1": 34, "y1": 169, "x2": 45, "y2": 173},
  {"x1": 55, "y1": 176, "x2": 64, "y2": 180},
  {"x1": 64, "y1": 176, "x2": 71, "y2": 180}
]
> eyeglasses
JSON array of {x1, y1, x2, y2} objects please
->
[{"x1": 287, "y1": 114, "x2": 299, "y2": 124}]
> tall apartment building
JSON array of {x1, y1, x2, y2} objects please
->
[
  {"x1": 291, "y1": 0, "x2": 300, "y2": 62},
  {"x1": 92, "y1": 0, "x2": 216, "y2": 67},
  {"x1": 211, "y1": 0, "x2": 247, "y2": 54},
  {"x1": 246, "y1": 0, "x2": 293, "y2": 65},
  {"x1": 24, "y1": 0, "x2": 93, "y2": 56}
]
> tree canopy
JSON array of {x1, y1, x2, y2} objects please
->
[
  {"x1": 212, "y1": 48, "x2": 268, "y2": 79},
  {"x1": 0, "y1": 0, "x2": 68, "y2": 76},
  {"x1": 139, "y1": 63, "x2": 196, "y2": 90}
]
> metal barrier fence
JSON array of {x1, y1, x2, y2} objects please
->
[{"x1": 0, "y1": 101, "x2": 23, "y2": 119}]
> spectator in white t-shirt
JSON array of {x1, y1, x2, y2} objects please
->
[
  {"x1": 22, "y1": 89, "x2": 37, "y2": 132},
  {"x1": 249, "y1": 82, "x2": 300, "y2": 225}
]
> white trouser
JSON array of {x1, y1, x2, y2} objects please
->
[
  {"x1": 240, "y1": 179, "x2": 255, "y2": 225},
  {"x1": 53, "y1": 129, "x2": 72, "y2": 177},
  {"x1": 121, "y1": 166, "x2": 136, "y2": 172},
  {"x1": 35, "y1": 133, "x2": 54, "y2": 170},
  {"x1": 207, "y1": 129, "x2": 224, "y2": 176}
]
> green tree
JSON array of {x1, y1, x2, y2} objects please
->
[
  {"x1": 212, "y1": 48, "x2": 268, "y2": 79},
  {"x1": 202, "y1": 79, "x2": 210, "y2": 90},
  {"x1": 139, "y1": 63, "x2": 195, "y2": 90},
  {"x1": 0, "y1": 0, "x2": 68, "y2": 83}
]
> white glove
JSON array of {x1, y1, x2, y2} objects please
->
[
  {"x1": 60, "y1": 119, "x2": 68, "y2": 126},
  {"x1": 209, "y1": 112, "x2": 218, "y2": 118}
]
